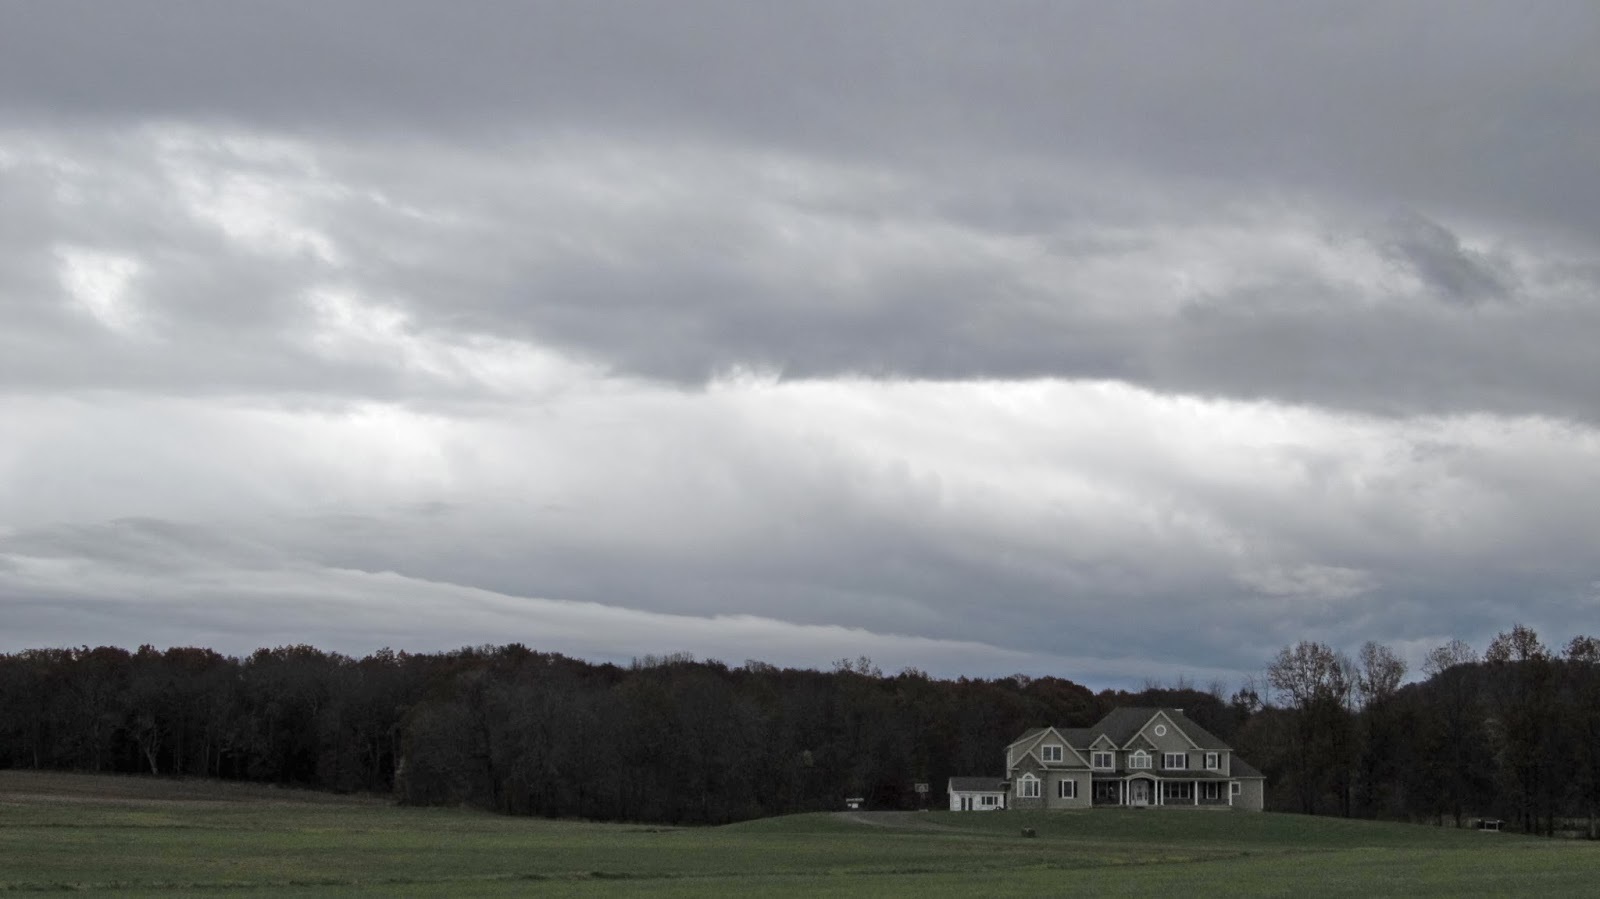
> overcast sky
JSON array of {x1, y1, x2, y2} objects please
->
[{"x1": 3, "y1": 1, "x2": 1598, "y2": 687}]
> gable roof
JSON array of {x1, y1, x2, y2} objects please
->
[
  {"x1": 1089, "y1": 707, "x2": 1231, "y2": 751},
  {"x1": 1008, "y1": 727, "x2": 1047, "y2": 746},
  {"x1": 1091, "y1": 707, "x2": 1161, "y2": 746},
  {"x1": 948, "y1": 777, "x2": 1007, "y2": 793},
  {"x1": 1011, "y1": 726, "x2": 1091, "y2": 767}
]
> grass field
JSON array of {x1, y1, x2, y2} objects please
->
[{"x1": 2, "y1": 771, "x2": 1594, "y2": 896}]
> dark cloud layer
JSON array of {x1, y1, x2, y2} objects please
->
[
  {"x1": 6, "y1": 2, "x2": 1598, "y2": 233},
  {"x1": 5, "y1": 129, "x2": 1597, "y2": 423}
]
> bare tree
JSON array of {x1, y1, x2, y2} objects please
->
[
  {"x1": 1355, "y1": 642, "x2": 1407, "y2": 709},
  {"x1": 1268, "y1": 641, "x2": 1355, "y2": 709},
  {"x1": 1564, "y1": 635, "x2": 1600, "y2": 665},
  {"x1": 1422, "y1": 638, "x2": 1477, "y2": 678},
  {"x1": 1568, "y1": 635, "x2": 1600, "y2": 838},
  {"x1": 1484, "y1": 624, "x2": 1549, "y2": 664},
  {"x1": 1268, "y1": 642, "x2": 1357, "y2": 814},
  {"x1": 1483, "y1": 624, "x2": 1557, "y2": 834},
  {"x1": 1352, "y1": 642, "x2": 1407, "y2": 817}
]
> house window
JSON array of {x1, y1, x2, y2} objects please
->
[
  {"x1": 1042, "y1": 744, "x2": 1063, "y2": 763},
  {"x1": 1164, "y1": 752, "x2": 1188, "y2": 770},
  {"x1": 1018, "y1": 774, "x2": 1040, "y2": 799},
  {"x1": 1203, "y1": 782, "x2": 1220, "y2": 800},
  {"x1": 1058, "y1": 779, "x2": 1077, "y2": 799},
  {"x1": 1231, "y1": 782, "x2": 1241, "y2": 796},
  {"x1": 1153, "y1": 724, "x2": 1167, "y2": 737},
  {"x1": 981, "y1": 795, "x2": 997, "y2": 807},
  {"x1": 1162, "y1": 782, "x2": 1193, "y2": 801},
  {"x1": 1204, "y1": 752, "x2": 1219, "y2": 770},
  {"x1": 1094, "y1": 782, "x2": 1118, "y2": 801},
  {"x1": 1129, "y1": 750, "x2": 1151, "y2": 769},
  {"x1": 1091, "y1": 751, "x2": 1114, "y2": 769}
]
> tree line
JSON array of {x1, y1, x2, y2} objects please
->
[
  {"x1": 0, "y1": 625, "x2": 1595, "y2": 834},
  {"x1": 1245, "y1": 625, "x2": 1600, "y2": 837}
]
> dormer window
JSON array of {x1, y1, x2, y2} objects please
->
[
  {"x1": 1205, "y1": 752, "x2": 1219, "y2": 770},
  {"x1": 1041, "y1": 744, "x2": 1063, "y2": 763},
  {"x1": 1091, "y1": 751, "x2": 1114, "y2": 769},
  {"x1": 1129, "y1": 750, "x2": 1151, "y2": 769}
]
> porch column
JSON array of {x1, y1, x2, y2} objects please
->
[
  {"x1": 1228, "y1": 783, "x2": 1234, "y2": 807},
  {"x1": 1193, "y1": 779, "x2": 1198, "y2": 805}
]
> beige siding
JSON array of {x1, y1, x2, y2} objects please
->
[
  {"x1": 1133, "y1": 713, "x2": 1195, "y2": 754},
  {"x1": 1037, "y1": 739, "x2": 1069, "y2": 766},
  {"x1": 1156, "y1": 749, "x2": 1202, "y2": 774},
  {"x1": 1235, "y1": 779, "x2": 1265, "y2": 811},
  {"x1": 1010, "y1": 757, "x2": 1044, "y2": 809},
  {"x1": 1044, "y1": 771, "x2": 1091, "y2": 809}
]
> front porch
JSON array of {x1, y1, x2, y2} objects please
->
[{"x1": 1091, "y1": 774, "x2": 1235, "y2": 808}]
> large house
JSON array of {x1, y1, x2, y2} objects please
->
[{"x1": 1003, "y1": 707, "x2": 1265, "y2": 811}]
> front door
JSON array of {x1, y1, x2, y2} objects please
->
[{"x1": 1130, "y1": 781, "x2": 1150, "y2": 806}]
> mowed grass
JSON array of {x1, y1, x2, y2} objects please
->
[{"x1": 1, "y1": 772, "x2": 1595, "y2": 897}]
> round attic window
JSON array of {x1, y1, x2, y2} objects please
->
[{"x1": 1153, "y1": 724, "x2": 1167, "y2": 736}]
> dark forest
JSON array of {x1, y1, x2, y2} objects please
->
[{"x1": 2, "y1": 624, "x2": 1597, "y2": 836}]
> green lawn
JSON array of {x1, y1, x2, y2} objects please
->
[{"x1": 1, "y1": 771, "x2": 1594, "y2": 896}]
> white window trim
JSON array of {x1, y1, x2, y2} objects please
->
[
  {"x1": 1058, "y1": 779, "x2": 1076, "y2": 799},
  {"x1": 1203, "y1": 782, "x2": 1220, "y2": 800},
  {"x1": 1230, "y1": 782, "x2": 1242, "y2": 796},
  {"x1": 1041, "y1": 744, "x2": 1064, "y2": 763},
  {"x1": 1153, "y1": 724, "x2": 1167, "y2": 737},
  {"x1": 1204, "y1": 752, "x2": 1219, "y2": 771},
  {"x1": 1091, "y1": 751, "x2": 1114, "y2": 770},
  {"x1": 1018, "y1": 774, "x2": 1041, "y2": 799},
  {"x1": 1129, "y1": 750, "x2": 1151, "y2": 769},
  {"x1": 1164, "y1": 752, "x2": 1188, "y2": 770}
]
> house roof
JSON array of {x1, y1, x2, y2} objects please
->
[
  {"x1": 1230, "y1": 756, "x2": 1265, "y2": 779},
  {"x1": 1088, "y1": 707, "x2": 1231, "y2": 751},
  {"x1": 948, "y1": 777, "x2": 1007, "y2": 793},
  {"x1": 1009, "y1": 708, "x2": 1235, "y2": 752},
  {"x1": 1090, "y1": 771, "x2": 1236, "y2": 780},
  {"x1": 1056, "y1": 727, "x2": 1097, "y2": 746},
  {"x1": 1012, "y1": 727, "x2": 1047, "y2": 744}
]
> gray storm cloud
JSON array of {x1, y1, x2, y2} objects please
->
[{"x1": 2, "y1": 2, "x2": 1598, "y2": 684}]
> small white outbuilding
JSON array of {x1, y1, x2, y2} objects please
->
[{"x1": 948, "y1": 777, "x2": 1008, "y2": 811}]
